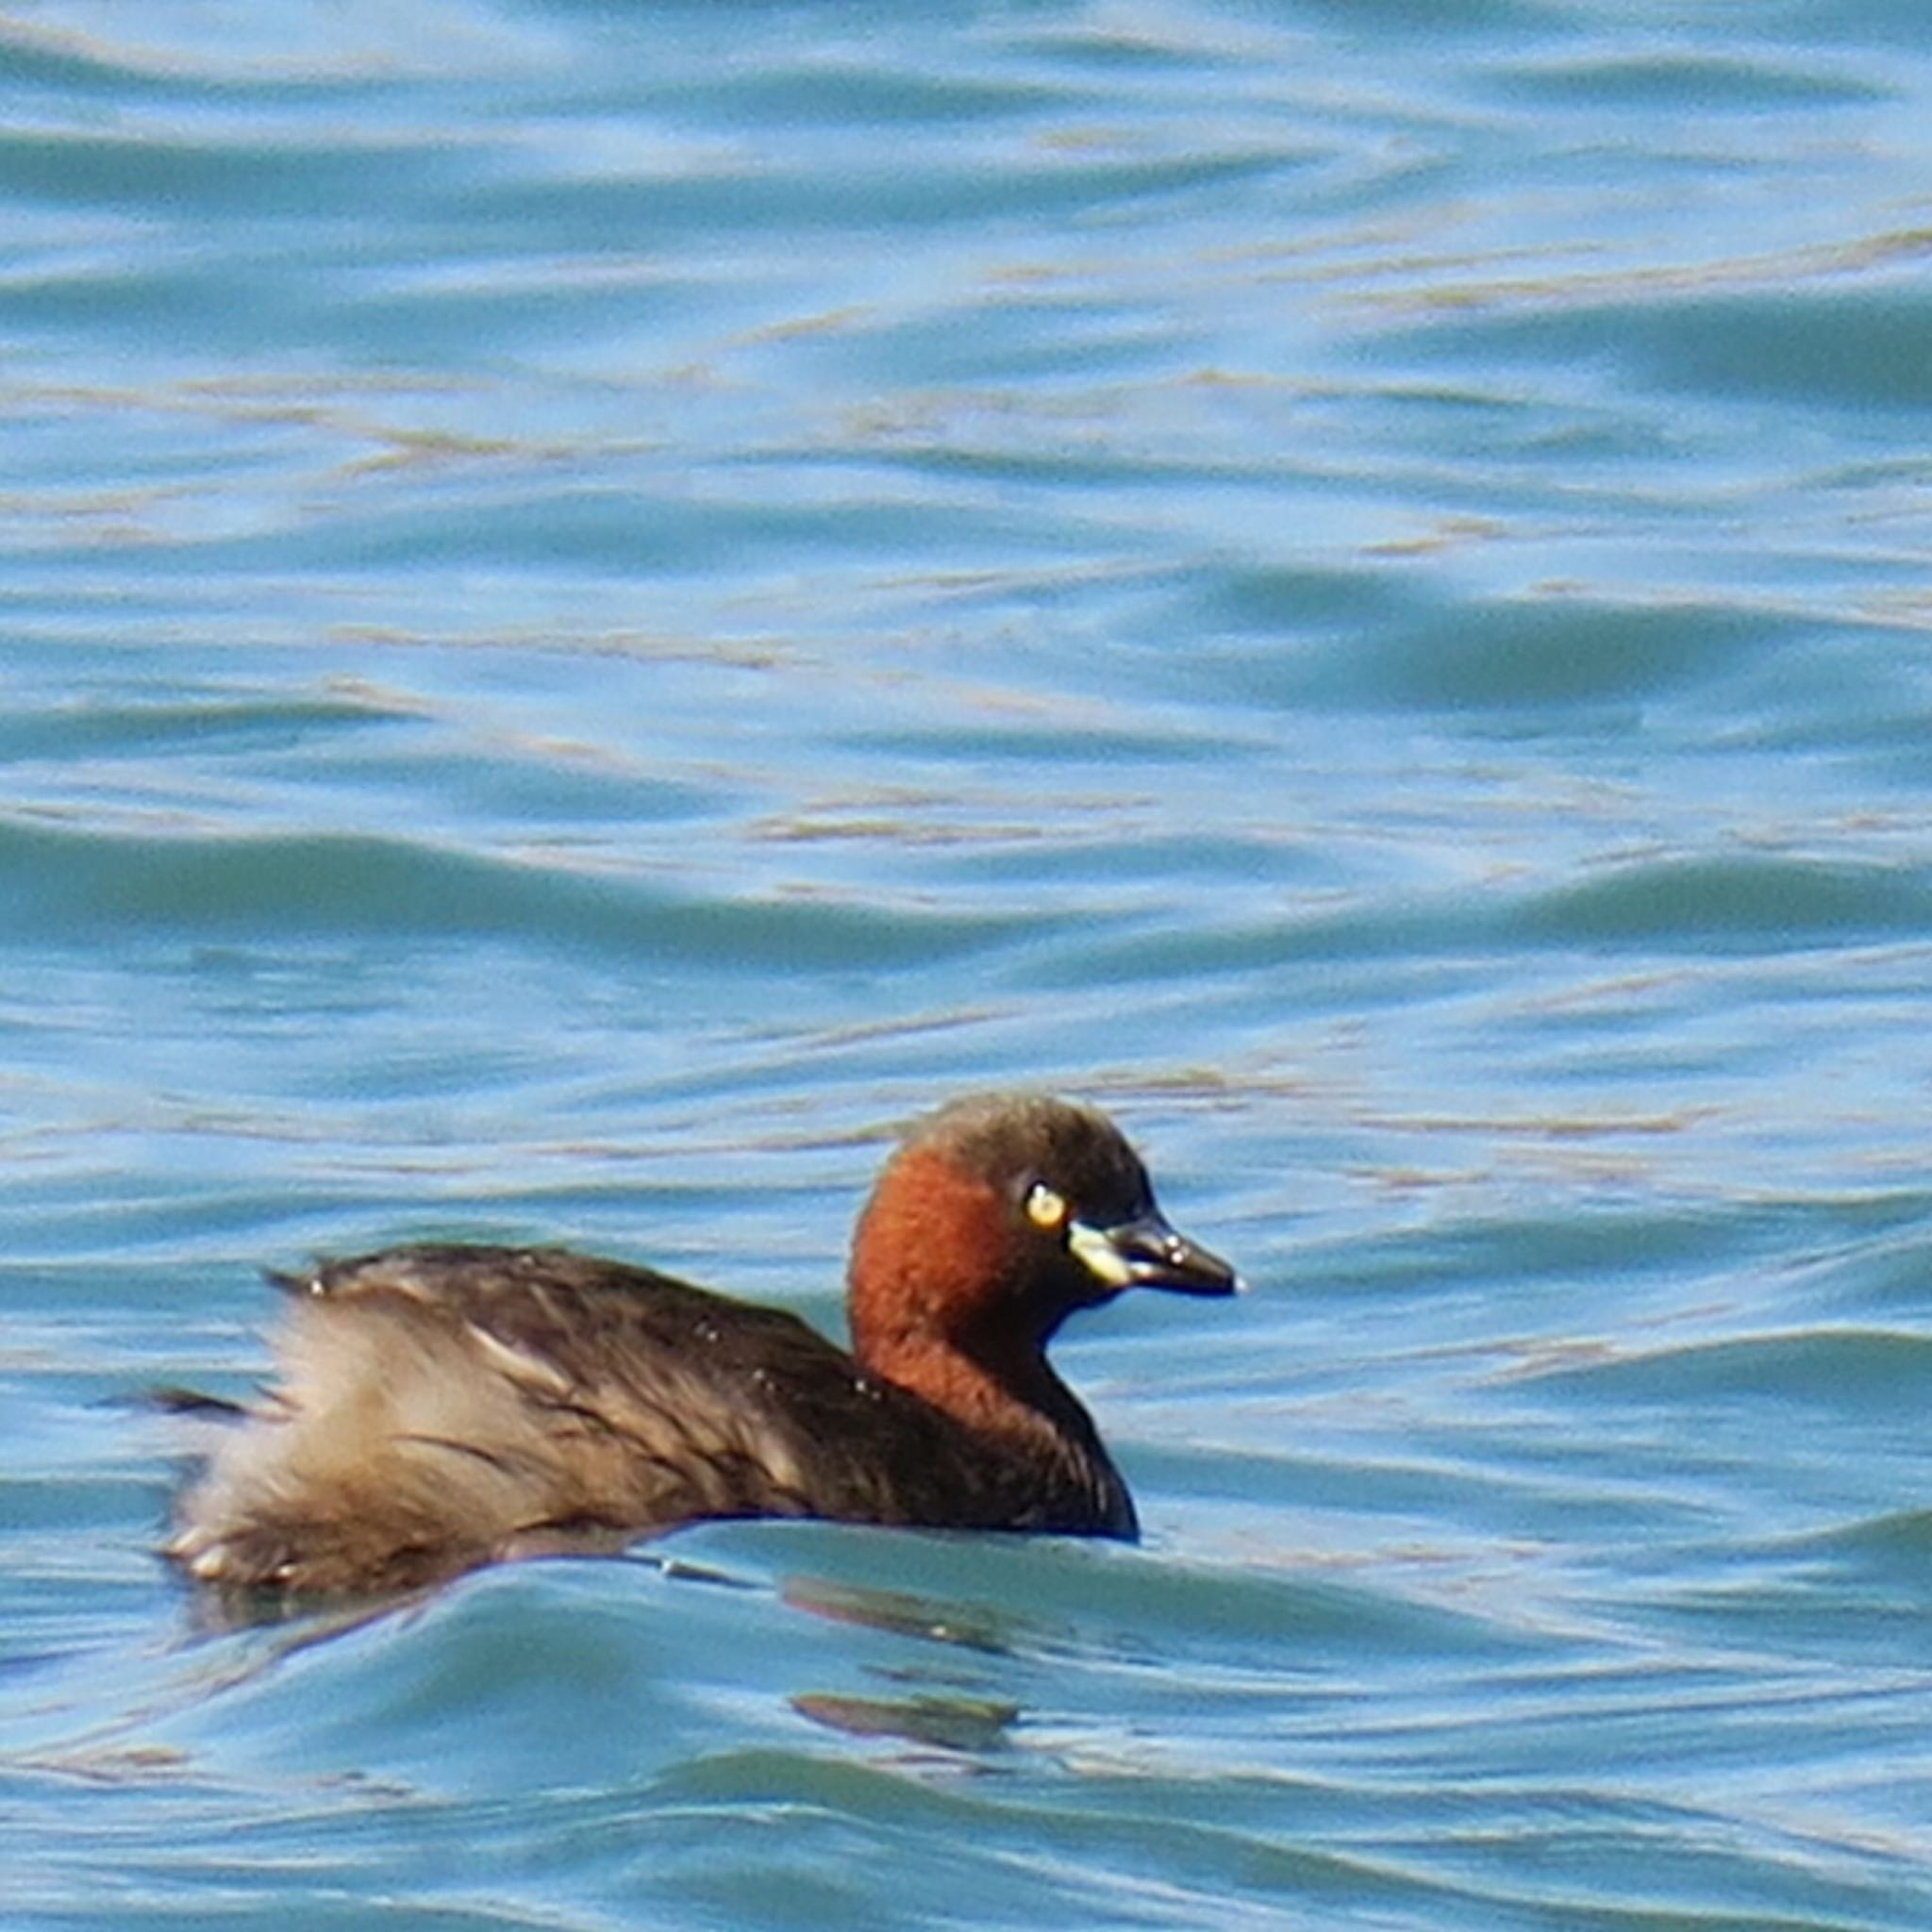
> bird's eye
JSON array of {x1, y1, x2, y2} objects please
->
[{"x1": 1024, "y1": 1182, "x2": 1069, "y2": 1232}]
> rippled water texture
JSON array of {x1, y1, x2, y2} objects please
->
[{"x1": 7, "y1": 2, "x2": 1932, "y2": 1927}]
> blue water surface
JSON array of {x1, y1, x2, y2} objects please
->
[{"x1": 7, "y1": 1, "x2": 1932, "y2": 1926}]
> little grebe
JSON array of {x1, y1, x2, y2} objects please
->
[{"x1": 165, "y1": 1091, "x2": 1239, "y2": 1598}]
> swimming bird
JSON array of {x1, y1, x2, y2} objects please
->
[{"x1": 165, "y1": 1091, "x2": 1239, "y2": 1600}]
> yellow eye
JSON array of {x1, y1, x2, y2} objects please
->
[{"x1": 1024, "y1": 1183, "x2": 1068, "y2": 1232}]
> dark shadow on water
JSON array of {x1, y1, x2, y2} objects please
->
[{"x1": 791, "y1": 1689, "x2": 1021, "y2": 1754}]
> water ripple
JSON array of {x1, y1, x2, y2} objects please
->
[{"x1": 8, "y1": 3, "x2": 1932, "y2": 1929}]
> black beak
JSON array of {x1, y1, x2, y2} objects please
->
[{"x1": 1068, "y1": 1208, "x2": 1242, "y2": 1297}]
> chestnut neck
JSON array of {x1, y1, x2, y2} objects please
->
[{"x1": 847, "y1": 1144, "x2": 1099, "y2": 1449}]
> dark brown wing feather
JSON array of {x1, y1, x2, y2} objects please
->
[{"x1": 168, "y1": 1244, "x2": 1129, "y2": 1597}]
